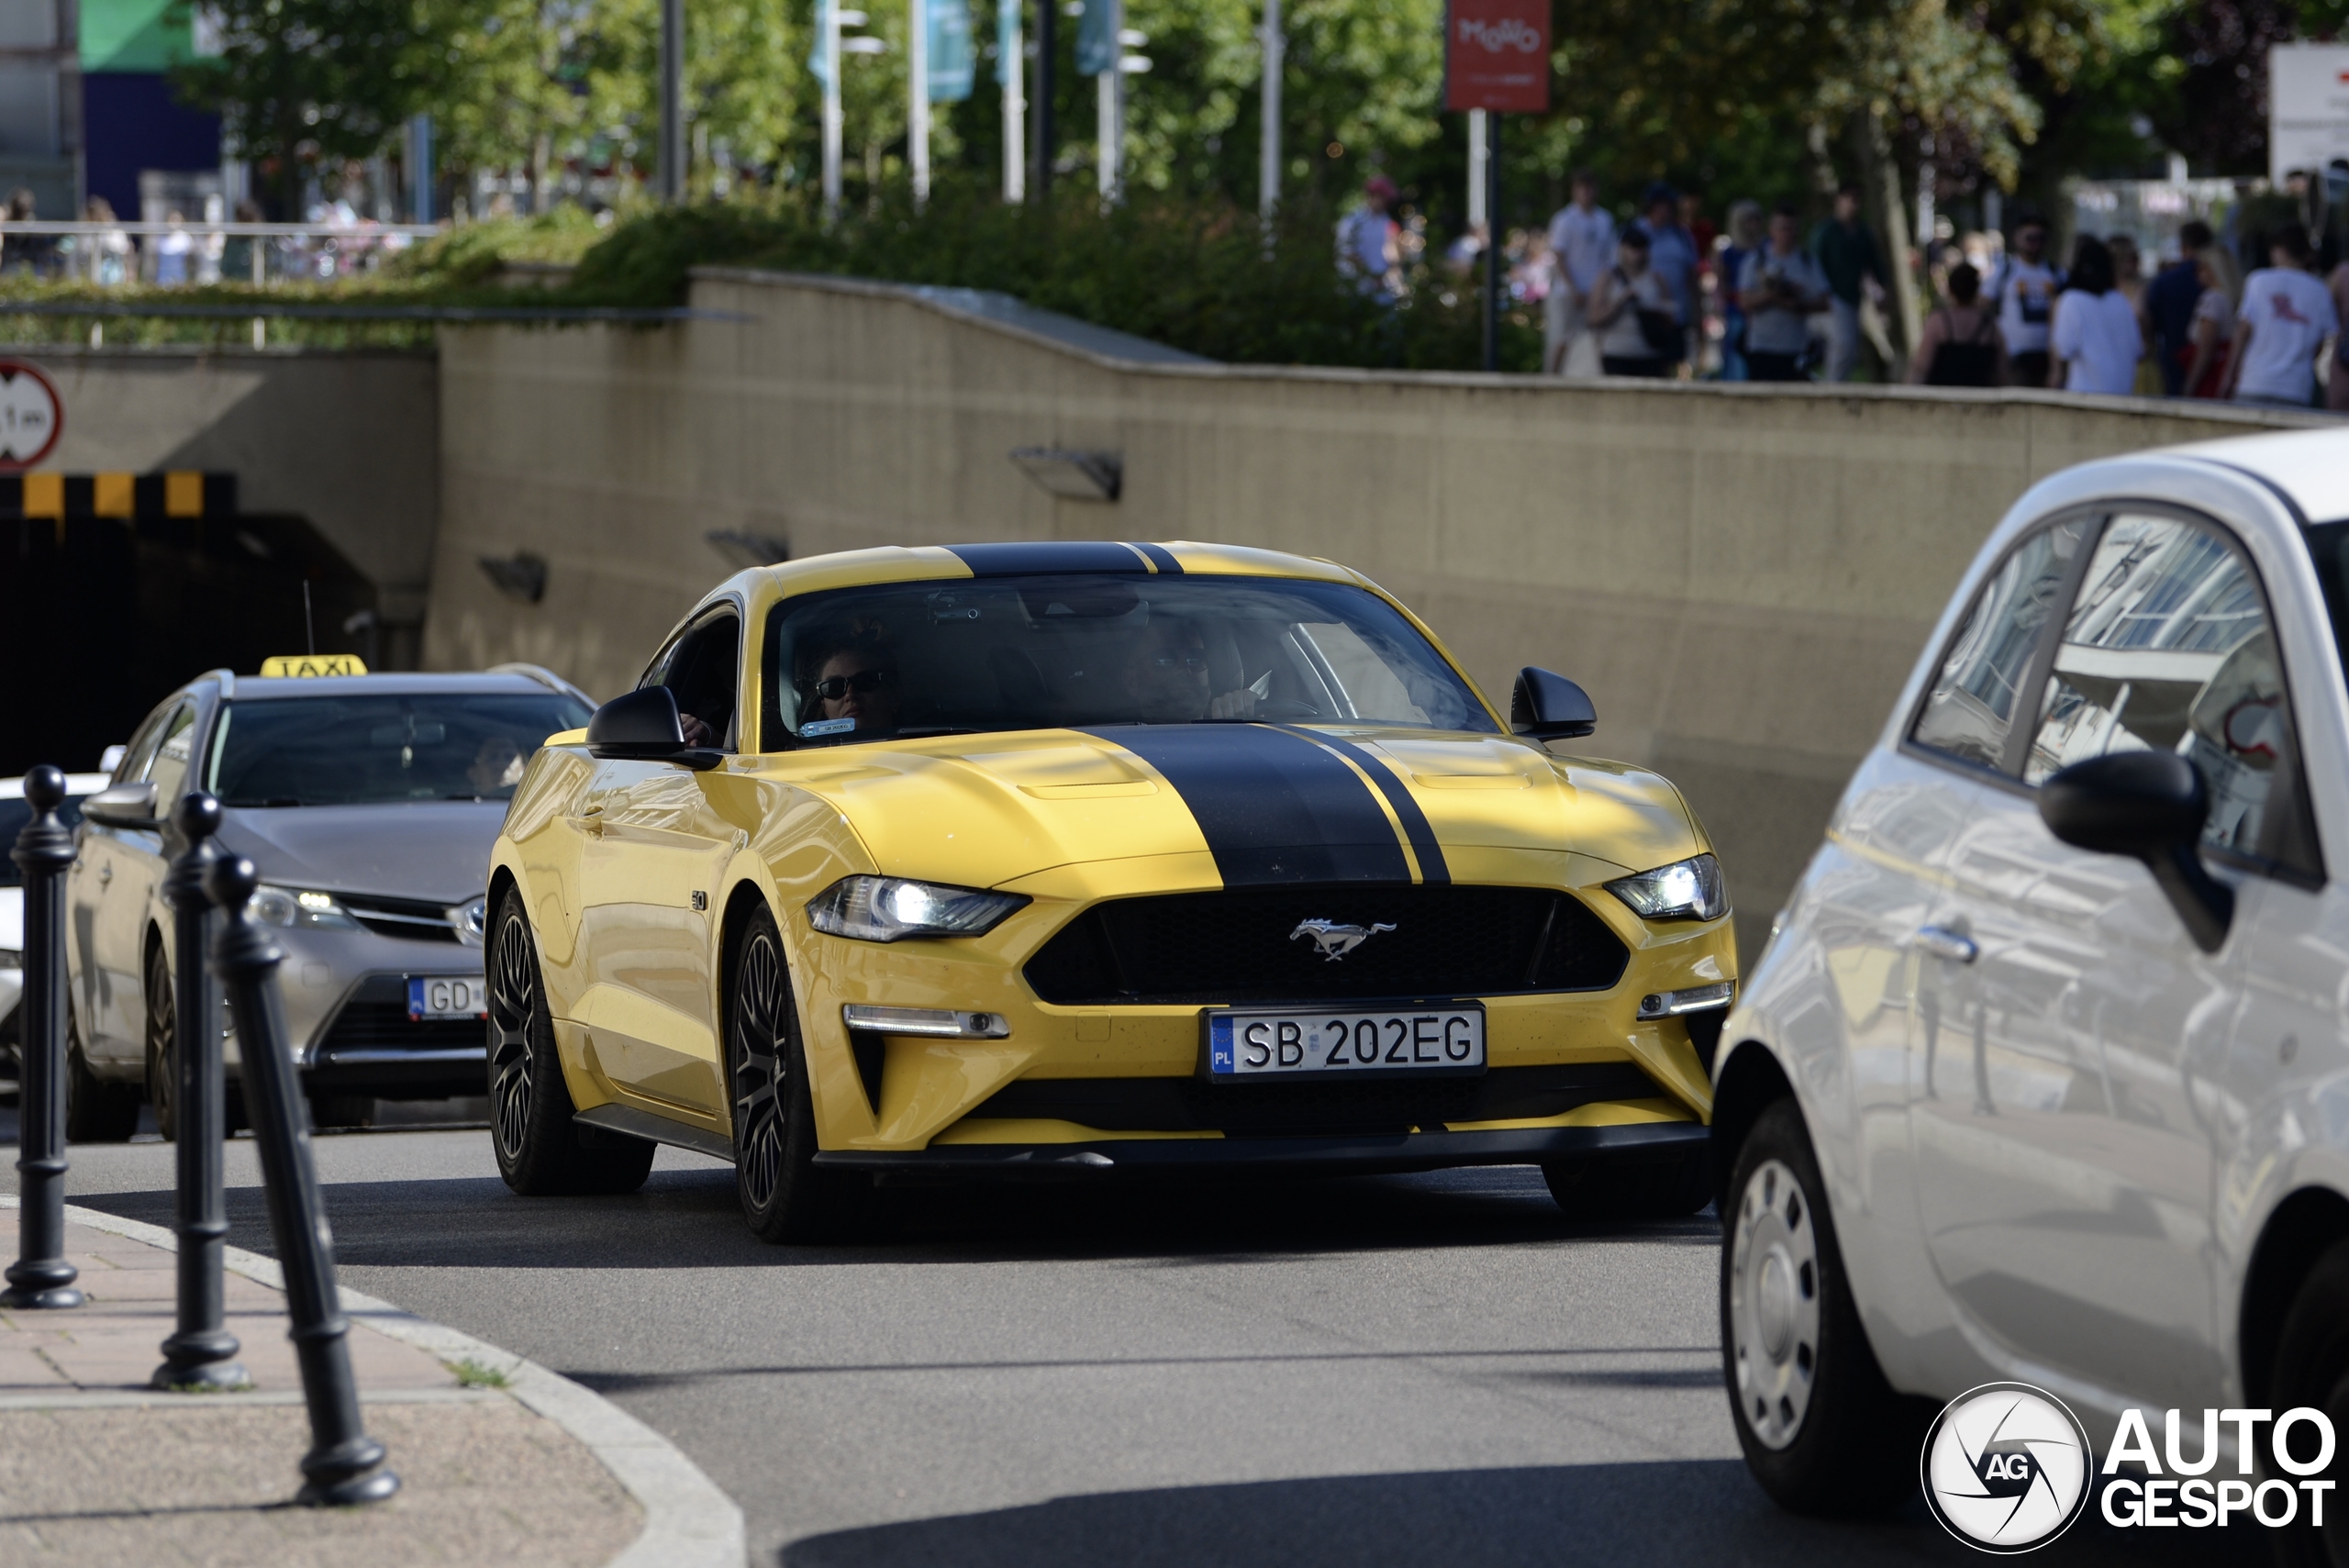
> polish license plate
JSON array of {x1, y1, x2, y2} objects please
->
[
  {"x1": 1204, "y1": 1005, "x2": 1485, "y2": 1080},
  {"x1": 406, "y1": 976, "x2": 487, "y2": 1021}
]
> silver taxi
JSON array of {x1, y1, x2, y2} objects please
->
[{"x1": 64, "y1": 662, "x2": 592, "y2": 1139}]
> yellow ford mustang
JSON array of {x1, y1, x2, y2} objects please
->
[{"x1": 485, "y1": 541, "x2": 1735, "y2": 1240}]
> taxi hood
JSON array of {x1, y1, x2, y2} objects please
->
[
  {"x1": 217, "y1": 802, "x2": 507, "y2": 903},
  {"x1": 774, "y1": 725, "x2": 1702, "y2": 890}
]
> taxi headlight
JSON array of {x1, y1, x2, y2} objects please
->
[
  {"x1": 807, "y1": 876, "x2": 1028, "y2": 942},
  {"x1": 250, "y1": 884, "x2": 361, "y2": 931},
  {"x1": 1606, "y1": 854, "x2": 1728, "y2": 922}
]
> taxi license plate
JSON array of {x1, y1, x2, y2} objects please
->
[
  {"x1": 1205, "y1": 1005, "x2": 1485, "y2": 1080},
  {"x1": 406, "y1": 976, "x2": 487, "y2": 1021}
]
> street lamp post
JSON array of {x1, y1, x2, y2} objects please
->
[
  {"x1": 909, "y1": 0, "x2": 930, "y2": 207},
  {"x1": 1258, "y1": 0, "x2": 1283, "y2": 223},
  {"x1": 1001, "y1": 0, "x2": 1025, "y2": 202},
  {"x1": 823, "y1": 0, "x2": 844, "y2": 218},
  {"x1": 659, "y1": 0, "x2": 685, "y2": 202}
]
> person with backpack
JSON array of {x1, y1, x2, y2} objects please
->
[
  {"x1": 1908, "y1": 261, "x2": 2002, "y2": 385},
  {"x1": 1587, "y1": 228, "x2": 1680, "y2": 378}
]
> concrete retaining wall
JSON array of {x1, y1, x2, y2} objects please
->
[
  {"x1": 34, "y1": 346, "x2": 441, "y2": 636},
  {"x1": 425, "y1": 272, "x2": 2323, "y2": 955}
]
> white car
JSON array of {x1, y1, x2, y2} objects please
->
[
  {"x1": 0, "y1": 768, "x2": 114, "y2": 1102},
  {"x1": 1713, "y1": 426, "x2": 2349, "y2": 1558}
]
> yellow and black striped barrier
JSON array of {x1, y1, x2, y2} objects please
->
[{"x1": 0, "y1": 471, "x2": 237, "y2": 521}]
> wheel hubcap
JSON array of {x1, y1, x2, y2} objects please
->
[
  {"x1": 730, "y1": 931, "x2": 787, "y2": 1210},
  {"x1": 487, "y1": 909, "x2": 537, "y2": 1162},
  {"x1": 1730, "y1": 1158, "x2": 1821, "y2": 1451}
]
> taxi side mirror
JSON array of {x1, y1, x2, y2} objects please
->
[
  {"x1": 81, "y1": 780, "x2": 158, "y2": 828},
  {"x1": 1510, "y1": 668, "x2": 1598, "y2": 740},
  {"x1": 2039, "y1": 751, "x2": 2232, "y2": 953},
  {"x1": 587, "y1": 687, "x2": 722, "y2": 771}
]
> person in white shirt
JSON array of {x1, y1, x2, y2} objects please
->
[
  {"x1": 2221, "y1": 223, "x2": 2341, "y2": 408},
  {"x1": 1544, "y1": 170, "x2": 1617, "y2": 377},
  {"x1": 2048, "y1": 236, "x2": 2143, "y2": 395},
  {"x1": 1735, "y1": 204, "x2": 1831, "y2": 382},
  {"x1": 1987, "y1": 216, "x2": 2062, "y2": 387}
]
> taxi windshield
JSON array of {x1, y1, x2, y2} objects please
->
[
  {"x1": 760, "y1": 574, "x2": 1496, "y2": 747},
  {"x1": 207, "y1": 693, "x2": 594, "y2": 806}
]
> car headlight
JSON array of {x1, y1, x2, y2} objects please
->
[
  {"x1": 249, "y1": 884, "x2": 361, "y2": 931},
  {"x1": 1606, "y1": 854, "x2": 1728, "y2": 922},
  {"x1": 807, "y1": 876, "x2": 1028, "y2": 942}
]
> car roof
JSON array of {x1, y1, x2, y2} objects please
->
[
  {"x1": 2166, "y1": 427, "x2": 2349, "y2": 526},
  {"x1": 218, "y1": 668, "x2": 592, "y2": 703},
  {"x1": 757, "y1": 540, "x2": 1364, "y2": 600},
  {"x1": 0, "y1": 773, "x2": 112, "y2": 799}
]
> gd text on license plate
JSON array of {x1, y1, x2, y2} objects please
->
[
  {"x1": 406, "y1": 975, "x2": 487, "y2": 1021},
  {"x1": 1205, "y1": 1005, "x2": 1485, "y2": 1079}
]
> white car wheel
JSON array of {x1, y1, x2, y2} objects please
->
[{"x1": 1729, "y1": 1155, "x2": 1821, "y2": 1449}]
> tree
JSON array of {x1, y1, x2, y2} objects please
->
[{"x1": 170, "y1": 0, "x2": 440, "y2": 217}]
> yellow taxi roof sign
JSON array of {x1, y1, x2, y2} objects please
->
[{"x1": 259, "y1": 653, "x2": 369, "y2": 678}]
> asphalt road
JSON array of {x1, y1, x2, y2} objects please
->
[{"x1": 6, "y1": 1120, "x2": 2270, "y2": 1567}]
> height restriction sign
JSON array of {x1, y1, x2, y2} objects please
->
[{"x1": 1443, "y1": 0, "x2": 1549, "y2": 114}]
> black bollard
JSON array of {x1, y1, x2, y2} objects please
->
[
  {"x1": 153, "y1": 793, "x2": 246, "y2": 1391},
  {"x1": 4, "y1": 766, "x2": 83, "y2": 1311},
  {"x1": 205, "y1": 853, "x2": 396, "y2": 1506}
]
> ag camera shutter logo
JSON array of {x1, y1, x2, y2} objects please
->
[{"x1": 1920, "y1": 1383, "x2": 2093, "y2": 1552}]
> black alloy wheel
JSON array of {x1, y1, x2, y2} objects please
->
[
  {"x1": 727, "y1": 905, "x2": 868, "y2": 1243},
  {"x1": 144, "y1": 939, "x2": 177, "y2": 1142},
  {"x1": 485, "y1": 887, "x2": 653, "y2": 1195},
  {"x1": 1543, "y1": 1146, "x2": 1713, "y2": 1221},
  {"x1": 62, "y1": 999, "x2": 139, "y2": 1143},
  {"x1": 1720, "y1": 1097, "x2": 1926, "y2": 1515},
  {"x1": 2270, "y1": 1238, "x2": 2349, "y2": 1567}
]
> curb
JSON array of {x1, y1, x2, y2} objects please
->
[{"x1": 7, "y1": 1195, "x2": 745, "y2": 1568}]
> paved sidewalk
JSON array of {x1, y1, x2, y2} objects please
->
[{"x1": 0, "y1": 1213, "x2": 643, "y2": 1565}]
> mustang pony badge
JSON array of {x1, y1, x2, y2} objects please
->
[{"x1": 1289, "y1": 918, "x2": 1397, "y2": 962}]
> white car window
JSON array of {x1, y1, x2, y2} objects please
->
[
  {"x1": 1909, "y1": 518, "x2": 2088, "y2": 773},
  {"x1": 2023, "y1": 512, "x2": 2318, "y2": 878},
  {"x1": 146, "y1": 704, "x2": 197, "y2": 808}
]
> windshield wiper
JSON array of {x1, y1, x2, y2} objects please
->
[{"x1": 219, "y1": 797, "x2": 303, "y2": 807}]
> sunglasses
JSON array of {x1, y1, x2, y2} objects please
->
[{"x1": 810, "y1": 668, "x2": 896, "y2": 701}]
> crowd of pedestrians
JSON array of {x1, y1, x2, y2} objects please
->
[
  {"x1": 0, "y1": 185, "x2": 414, "y2": 285},
  {"x1": 1342, "y1": 168, "x2": 2349, "y2": 412}
]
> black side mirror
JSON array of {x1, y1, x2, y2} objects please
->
[
  {"x1": 81, "y1": 780, "x2": 158, "y2": 828},
  {"x1": 1510, "y1": 668, "x2": 1598, "y2": 740},
  {"x1": 586, "y1": 687, "x2": 722, "y2": 771},
  {"x1": 2039, "y1": 751, "x2": 2232, "y2": 953}
]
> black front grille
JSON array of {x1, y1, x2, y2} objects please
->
[
  {"x1": 344, "y1": 894, "x2": 462, "y2": 945},
  {"x1": 972, "y1": 1062, "x2": 1661, "y2": 1136},
  {"x1": 315, "y1": 975, "x2": 485, "y2": 1056},
  {"x1": 1022, "y1": 884, "x2": 1628, "y2": 1006}
]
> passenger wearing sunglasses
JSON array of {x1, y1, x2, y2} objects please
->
[{"x1": 1123, "y1": 619, "x2": 1257, "y2": 723}]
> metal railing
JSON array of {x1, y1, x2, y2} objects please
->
[{"x1": 0, "y1": 220, "x2": 448, "y2": 286}]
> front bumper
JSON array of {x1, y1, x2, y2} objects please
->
[
  {"x1": 813, "y1": 1118, "x2": 1709, "y2": 1179},
  {"x1": 262, "y1": 929, "x2": 487, "y2": 1101}
]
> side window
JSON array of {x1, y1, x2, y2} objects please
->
[
  {"x1": 642, "y1": 611, "x2": 741, "y2": 751},
  {"x1": 2023, "y1": 513, "x2": 2319, "y2": 878},
  {"x1": 115, "y1": 708, "x2": 169, "y2": 786},
  {"x1": 145, "y1": 705, "x2": 199, "y2": 808},
  {"x1": 1910, "y1": 518, "x2": 2088, "y2": 773}
]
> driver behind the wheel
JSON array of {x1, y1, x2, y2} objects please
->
[
  {"x1": 796, "y1": 628, "x2": 902, "y2": 736},
  {"x1": 1123, "y1": 617, "x2": 1258, "y2": 723}
]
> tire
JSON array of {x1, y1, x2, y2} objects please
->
[
  {"x1": 2269, "y1": 1238, "x2": 2349, "y2": 1568},
  {"x1": 1543, "y1": 1146, "x2": 1713, "y2": 1220},
  {"x1": 727, "y1": 905, "x2": 868, "y2": 1243},
  {"x1": 144, "y1": 939, "x2": 177, "y2": 1143},
  {"x1": 63, "y1": 1002, "x2": 139, "y2": 1143},
  {"x1": 486, "y1": 888, "x2": 653, "y2": 1196},
  {"x1": 1720, "y1": 1096, "x2": 1922, "y2": 1515}
]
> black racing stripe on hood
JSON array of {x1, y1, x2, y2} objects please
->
[
  {"x1": 1277, "y1": 728, "x2": 1450, "y2": 884},
  {"x1": 1129, "y1": 542, "x2": 1184, "y2": 573},
  {"x1": 1086, "y1": 724, "x2": 1409, "y2": 885}
]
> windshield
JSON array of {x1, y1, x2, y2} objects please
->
[
  {"x1": 757, "y1": 574, "x2": 1497, "y2": 748},
  {"x1": 0, "y1": 794, "x2": 85, "y2": 887},
  {"x1": 207, "y1": 693, "x2": 594, "y2": 806}
]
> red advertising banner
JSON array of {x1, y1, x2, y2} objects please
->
[{"x1": 1443, "y1": 0, "x2": 1551, "y2": 113}]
